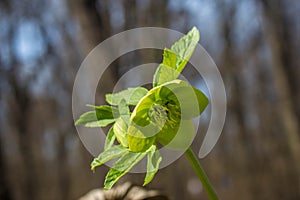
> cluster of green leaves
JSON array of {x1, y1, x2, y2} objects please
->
[{"x1": 75, "y1": 27, "x2": 209, "y2": 189}]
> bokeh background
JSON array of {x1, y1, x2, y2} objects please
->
[{"x1": 1, "y1": 0, "x2": 300, "y2": 199}]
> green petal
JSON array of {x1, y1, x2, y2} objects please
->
[
  {"x1": 128, "y1": 80, "x2": 204, "y2": 152},
  {"x1": 113, "y1": 118, "x2": 128, "y2": 147},
  {"x1": 130, "y1": 93, "x2": 154, "y2": 126},
  {"x1": 167, "y1": 85, "x2": 209, "y2": 119},
  {"x1": 127, "y1": 125, "x2": 156, "y2": 152},
  {"x1": 157, "y1": 119, "x2": 194, "y2": 151},
  {"x1": 192, "y1": 87, "x2": 209, "y2": 115}
]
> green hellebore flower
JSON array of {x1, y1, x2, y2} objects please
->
[
  {"x1": 128, "y1": 79, "x2": 209, "y2": 152},
  {"x1": 76, "y1": 27, "x2": 213, "y2": 190}
]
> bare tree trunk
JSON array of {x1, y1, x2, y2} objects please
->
[
  {"x1": 68, "y1": 0, "x2": 118, "y2": 198},
  {"x1": 69, "y1": 0, "x2": 117, "y2": 96},
  {"x1": 217, "y1": 2, "x2": 255, "y2": 199},
  {"x1": 0, "y1": 141, "x2": 12, "y2": 200},
  {"x1": 8, "y1": 68, "x2": 36, "y2": 200},
  {"x1": 258, "y1": 0, "x2": 300, "y2": 196}
]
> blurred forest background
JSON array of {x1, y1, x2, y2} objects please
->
[{"x1": 1, "y1": 0, "x2": 300, "y2": 200}]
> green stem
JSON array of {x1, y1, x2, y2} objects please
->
[{"x1": 185, "y1": 147, "x2": 219, "y2": 200}]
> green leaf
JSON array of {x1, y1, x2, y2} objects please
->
[
  {"x1": 143, "y1": 145, "x2": 162, "y2": 186},
  {"x1": 104, "y1": 126, "x2": 116, "y2": 150},
  {"x1": 75, "y1": 111, "x2": 116, "y2": 127},
  {"x1": 153, "y1": 64, "x2": 180, "y2": 88},
  {"x1": 162, "y1": 48, "x2": 177, "y2": 67},
  {"x1": 118, "y1": 99, "x2": 130, "y2": 125},
  {"x1": 75, "y1": 105, "x2": 120, "y2": 127},
  {"x1": 91, "y1": 145, "x2": 127, "y2": 171},
  {"x1": 105, "y1": 87, "x2": 148, "y2": 106},
  {"x1": 153, "y1": 27, "x2": 200, "y2": 87},
  {"x1": 118, "y1": 99, "x2": 130, "y2": 116},
  {"x1": 104, "y1": 151, "x2": 147, "y2": 190},
  {"x1": 113, "y1": 118, "x2": 129, "y2": 147},
  {"x1": 170, "y1": 26, "x2": 200, "y2": 73},
  {"x1": 86, "y1": 105, "x2": 120, "y2": 120}
]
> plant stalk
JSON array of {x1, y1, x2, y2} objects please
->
[{"x1": 185, "y1": 147, "x2": 219, "y2": 200}]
